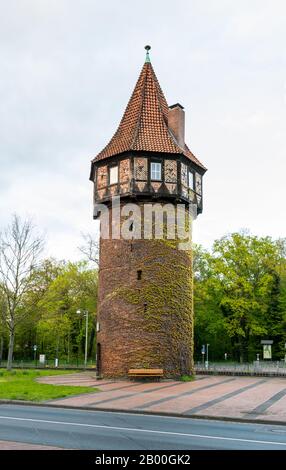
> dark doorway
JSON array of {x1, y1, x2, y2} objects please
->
[{"x1": 96, "y1": 343, "x2": 101, "y2": 377}]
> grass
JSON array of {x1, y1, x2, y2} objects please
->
[
  {"x1": 0, "y1": 369, "x2": 96, "y2": 402},
  {"x1": 179, "y1": 374, "x2": 195, "y2": 382}
]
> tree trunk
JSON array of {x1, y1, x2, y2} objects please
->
[
  {"x1": 7, "y1": 329, "x2": 14, "y2": 370},
  {"x1": 0, "y1": 336, "x2": 3, "y2": 364},
  {"x1": 67, "y1": 330, "x2": 70, "y2": 363},
  {"x1": 88, "y1": 326, "x2": 95, "y2": 357},
  {"x1": 239, "y1": 336, "x2": 248, "y2": 363}
]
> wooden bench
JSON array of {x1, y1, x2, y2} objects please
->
[{"x1": 128, "y1": 368, "x2": 164, "y2": 380}]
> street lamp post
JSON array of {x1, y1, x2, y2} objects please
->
[
  {"x1": 201, "y1": 345, "x2": 205, "y2": 366},
  {"x1": 77, "y1": 309, "x2": 89, "y2": 368},
  {"x1": 33, "y1": 344, "x2": 37, "y2": 367},
  {"x1": 206, "y1": 343, "x2": 210, "y2": 369}
]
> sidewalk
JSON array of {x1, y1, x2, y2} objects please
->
[
  {"x1": 37, "y1": 372, "x2": 286, "y2": 425},
  {"x1": 0, "y1": 440, "x2": 61, "y2": 450}
]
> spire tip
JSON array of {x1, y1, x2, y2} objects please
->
[{"x1": 144, "y1": 45, "x2": 151, "y2": 63}]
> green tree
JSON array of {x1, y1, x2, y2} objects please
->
[
  {"x1": 35, "y1": 261, "x2": 98, "y2": 363},
  {"x1": 193, "y1": 245, "x2": 229, "y2": 361},
  {"x1": 194, "y1": 233, "x2": 285, "y2": 362},
  {"x1": 0, "y1": 292, "x2": 7, "y2": 363},
  {"x1": 0, "y1": 215, "x2": 44, "y2": 369}
]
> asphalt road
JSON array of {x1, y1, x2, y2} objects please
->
[{"x1": 0, "y1": 405, "x2": 286, "y2": 450}]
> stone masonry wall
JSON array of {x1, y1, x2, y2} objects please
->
[{"x1": 96, "y1": 203, "x2": 194, "y2": 378}]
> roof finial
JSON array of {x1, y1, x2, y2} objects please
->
[{"x1": 145, "y1": 45, "x2": 151, "y2": 63}]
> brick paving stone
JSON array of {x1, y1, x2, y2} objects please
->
[
  {"x1": 89, "y1": 377, "x2": 217, "y2": 411},
  {"x1": 0, "y1": 440, "x2": 61, "y2": 450},
  {"x1": 185, "y1": 379, "x2": 267, "y2": 415},
  {"x1": 51, "y1": 380, "x2": 177, "y2": 407},
  {"x1": 136, "y1": 377, "x2": 235, "y2": 412},
  {"x1": 139, "y1": 378, "x2": 250, "y2": 414},
  {"x1": 43, "y1": 374, "x2": 286, "y2": 424},
  {"x1": 252, "y1": 390, "x2": 286, "y2": 422},
  {"x1": 88, "y1": 381, "x2": 187, "y2": 408},
  {"x1": 38, "y1": 372, "x2": 99, "y2": 387},
  {"x1": 199, "y1": 379, "x2": 286, "y2": 420}
]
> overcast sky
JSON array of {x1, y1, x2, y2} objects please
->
[{"x1": 0, "y1": 0, "x2": 285, "y2": 260}]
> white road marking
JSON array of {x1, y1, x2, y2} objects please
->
[{"x1": 0, "y1": 415, "x2": 285, "y2": 447}]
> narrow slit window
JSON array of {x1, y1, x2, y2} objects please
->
[{"x1": 137, "y1": 270, "x2": 142, "y2": 280}]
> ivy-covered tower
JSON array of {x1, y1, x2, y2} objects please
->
[{"x1": 90, "y1": 47, "x2": 206, "y2": 378}]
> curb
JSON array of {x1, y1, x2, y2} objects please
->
[{"x1": 1, "y1": 399, "x2": 286, "y2": 428}]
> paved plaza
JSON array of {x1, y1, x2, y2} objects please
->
[{"x1": 37, "y1": 372, "x2": 286, "y2": 424}]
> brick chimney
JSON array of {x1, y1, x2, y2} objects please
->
[{"x1": 168, "y1": 103, "x2": 185, "y2": 148}]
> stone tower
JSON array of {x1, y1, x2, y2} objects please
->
[{"x1": 90, "y1": 47, "x2": 206, "y2": 378}]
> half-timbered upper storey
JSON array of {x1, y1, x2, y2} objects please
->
[{"x1": 89, "y1": 47, "x2": 206, "y2": 214}]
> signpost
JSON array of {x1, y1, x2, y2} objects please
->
[
  {"x1": 201, "y1": 344, "x2": 209, "y2": 369},
  {"x1": 263, "y1": 345, "x2": 272, "y2": 359},
  {"x1": 77, "y1": 309, "x2": 89, "y2": 368},
  {"x1": 261, "y1": 340, "x2": 273, "y2": 360},
  {"x1": 39, "y1": 354, "x2": 46, "y2": 365}
]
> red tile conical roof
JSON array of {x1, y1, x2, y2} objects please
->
[{"x1": 92, "y1": 59, "x2": 205, "y2": 170}]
